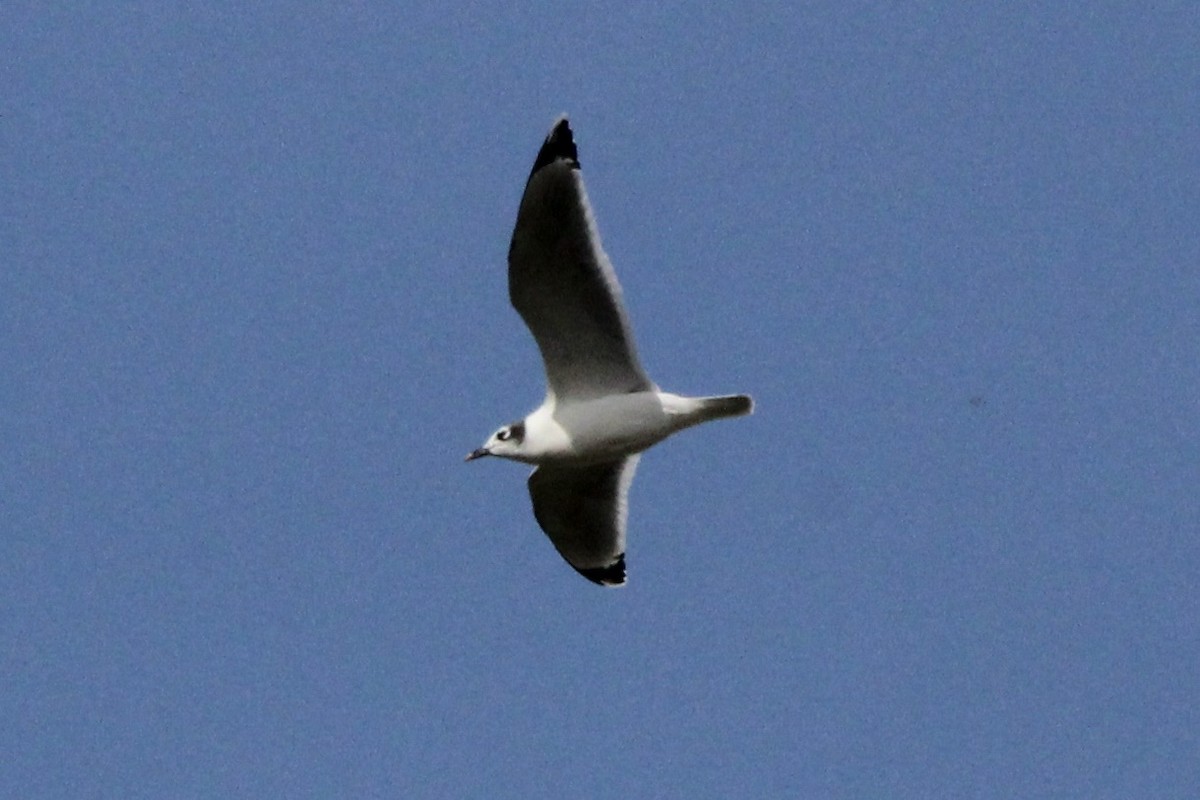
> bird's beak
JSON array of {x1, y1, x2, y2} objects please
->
[{"x1": 464, "y1": 448, "x2": 490, "y2": 462}]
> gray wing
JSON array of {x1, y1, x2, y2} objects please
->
[
  {"x1": 508, "y1": 116, "x2": 654, "y2": 402},
  {"x1": 527, "y1": 456, "x2": 640, "y2": 586}
]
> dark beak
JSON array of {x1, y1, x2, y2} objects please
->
[{"x1": 464, "y1": 448, "x2": 490, "y2": 462}]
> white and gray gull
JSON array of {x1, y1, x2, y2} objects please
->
[{"x1": 466, "y1": 116, "x2": 753, "y2": 586}]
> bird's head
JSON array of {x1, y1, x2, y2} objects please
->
[{"x1": 465, "y1": 420, "x2": 527, "y2": 462}]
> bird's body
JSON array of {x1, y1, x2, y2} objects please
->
[
  {"x1": 504, "y1": 391, "x2": 751, "y2": 467},
  {"x1": 467, "y1": 116, "x2": 752, "y2": 586}
]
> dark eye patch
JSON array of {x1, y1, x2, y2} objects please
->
[{"x1": 497, "y1": 428, "x2": 511, "y2": 441}]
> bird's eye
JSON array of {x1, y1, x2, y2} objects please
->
[{"x1": 497, "y1": 429, "x2": 510, "y2": 441}]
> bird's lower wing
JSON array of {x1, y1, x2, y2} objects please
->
[{"x1": 527, "y1": 456, "x2": 640, "y2": 586}]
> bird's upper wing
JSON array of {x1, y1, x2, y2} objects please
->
[
  {"x1": 508, "y1": 116, "x2": 654, "y2": 402},
  {"x1": 527, "y1": 456, "x2": 639, "y2": 586}
]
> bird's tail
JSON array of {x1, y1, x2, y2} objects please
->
[
  {"x1": 695, "y1": 394, "x2": 755, "y2": 421},
  {"x1": 661, "y1": 392, "x2": 754, "y2": 433}
]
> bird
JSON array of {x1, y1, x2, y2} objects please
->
[{"x1": 466, "y1": 115, "x2": 753, "y2": 586}]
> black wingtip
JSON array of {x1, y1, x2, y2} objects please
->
[
  {"x1": 575, "y1": 553, "x2": 626, "y2": 587},
  {"x1": 529, "y1": 114, "x2": 580, "y2": 176}
]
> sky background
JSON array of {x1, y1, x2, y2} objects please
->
[{"x1": 3, "y1": 3, "x2": 1198, "y2": 798}]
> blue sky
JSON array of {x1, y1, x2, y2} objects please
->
[{"x1": 3, "y1": 3, "x2": 1198, "y2": 797}]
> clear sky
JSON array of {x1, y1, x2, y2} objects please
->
[{"x1": 3, "y1": 3, "x2": 1198, "y2": 798}]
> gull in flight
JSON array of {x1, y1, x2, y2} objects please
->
[{"x1": 467, "y1": 116, "x2": 753, "y2": 586}]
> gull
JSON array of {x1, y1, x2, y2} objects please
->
[{"x1": 466, "y1": 116, "x2": 753, "y2": 586}]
